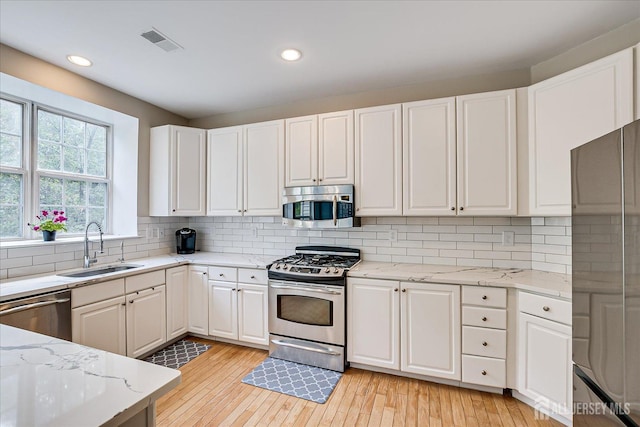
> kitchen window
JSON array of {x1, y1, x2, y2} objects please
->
[{"x1": 0, "y1": 95, "x2": 112, "y2": 239}]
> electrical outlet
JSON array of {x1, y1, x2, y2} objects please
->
[
  {"x1": 388, "y1": 230, "x2": 398, "y2": 242},
  {"x1": 158, "y1": 229, "x2": 165, "y2": 238},
  {"x1": 502, "y1": 231, "x2": 515, "y2": 246}
]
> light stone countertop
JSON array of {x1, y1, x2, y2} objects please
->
[
  {"x1": 348, "y1": 261, "x2": 572, "y2": 299},
  {"x1": 0, "y1": 252, "x2": 279, "y2": 303},
  {"x1": 0, "y1": 324, "x2": 180, "y2": 427}
]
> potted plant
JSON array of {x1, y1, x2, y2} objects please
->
[{"x1": 28, "y1": 210, "x2": 68, "y2": 241}]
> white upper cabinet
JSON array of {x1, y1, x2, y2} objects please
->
[
  {"x1": 403, "y1": 98, "x2": 457, "y2": 215},
  {"x1": 355, "y1": 104, "x2": 402, "y2": 216},
  {"x1": 150, "y1": 125, "x2": 206, "y2": 216},
  {"x1": 207, "y1": 126, "x2": 243, "y2": 216},
  {"x1": 207, "y1": 120, "x2": 284, "y2": 216},
  {"x1": 286, "y1": 115, "x2": 318, "y2": 187},
  {"x1": 244, "y1": 120, "x2": 285, "y2": 216},
  {"x1": 456, "y1": 89, "x2": 517, "y2": 216},
  {"x1": 285, "y1": 110, "x2": 354, "y2": 187},
  {"x1": 519, "y1": 48, "x2": 634, "y2": 216},
  {"x1": 403, "y1": 90, "x2": 516, "y2": 216}
]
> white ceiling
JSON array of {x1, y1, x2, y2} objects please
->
[{"x1": 1, "y1": 1, "x2": 638, "y2": 120}]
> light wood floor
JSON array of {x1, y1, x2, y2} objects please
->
[{"x1": 156, "y1": 337, "x2": 562, "y2": 426}]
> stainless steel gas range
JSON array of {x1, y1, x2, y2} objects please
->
[{"x1": 267, "y1": 246, "x2": 360, "y2": 372}]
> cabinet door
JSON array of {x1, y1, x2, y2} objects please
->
[
  {"x1": 244, "y1": 120, "x2": 285, "y2": 216},
  {"x1": 171, "y1": 126, "x2": 206, "y2": 216},
  {"x1": 166, "y1": 266, "x2": 188, "y2": 341},
  {"x1": 318, "y1": 110, "x2": 354, "y2": 185},
  {"x1": 401, "y1": 282, "x2": 461, "y2": 380},
  {"x1": 237, "y1": 283, "x2": 268, "y2": 346},
  {"x1": 285, "y1": 115, "x2": 318, "y2": 187},
  {"x1": 403, "y1": 98, "x2": 456, "y2": 216},
  {"x1": 72, "y1": 295, "x2": 126, "y2": 355},
  {"x1": 347, "y1": 278, "x2": 400, "y2": 369},
  {"x1": 126, "y1": 285, "x2": 167, "y2": 358},
  {"x1": 518, "y1": 312, "x2": 572, "y2": 410},
  {"x1": 355, "y1": 104, "x2": 402, "y2": 216},
  {"x1": 208, "y1": 280, "x2": 238, "y2": 340},
  {"x1": 522, "y1": 48, "x2": 633, "y2": 215},
  {"x1": 187, "y1": 266, "x2": 209, "y2": 335},
  {"x1": 457, "y1": 89, "x2": 517, "y2": 216},
  {"x1": 207, "y1": 126, "x2": 243, "y2": 216}
]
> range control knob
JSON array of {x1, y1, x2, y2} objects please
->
[
  {"x1": 325, "y1": 268, "x2": 330, "y2": 273},
  {"x1": 275, "y1": 264, "x2": 281, "y2": 270},
  {"x1": 333, "y1": 267, "x2": 339, "y2": 274}
]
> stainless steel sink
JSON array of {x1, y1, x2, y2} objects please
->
[{"x1": 58, "y1": 264, "x2": 142, "y2": 278}]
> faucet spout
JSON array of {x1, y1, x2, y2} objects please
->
[{"x1": 83, "y1": 221, "x2": 104, "y2": 268}]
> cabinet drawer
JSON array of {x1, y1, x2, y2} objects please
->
[
  {"x1": 462, "y1": 306, "x2": 507, "y2": 329},
  {"x1": 462, "y1": 354, "x2": 506, "y2": 388},
  {"x1": 462, "y1": 286, "x2": 506, "y2": 308},
  {"x1": 125, "y1": 270, "x2": 166, "y2": 293},
  {"x1": 238, "y1": 268, "x2": 267, "y2": 284},
  {"x1": 519, "y1": 292, "x2": 571, "y2": 325},
  {"x1": 209, "y1": 266, "x2": 237, "y2": 282},
  {"x1": 462, "y1": 326, "x2": 506, "y2": 359},
  {"x1": 72, "y1": 279, "x2": 125, "y2": 308}
]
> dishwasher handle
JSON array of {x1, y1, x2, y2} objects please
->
[{"x1": 0, "y1": 298, "x2": 70, "y2": 316}]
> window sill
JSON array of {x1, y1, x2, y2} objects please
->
[{"x1": 0, "y1": 234, "x2": 141, "y2": 249}]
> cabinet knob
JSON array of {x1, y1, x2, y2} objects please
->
[
  {"x1": 312, "y1": 179, "x2": 316, "y2": 182},
  {"x1": 482, "y1": 316, "x2": 487, "y2": 322},
  {"x1": 238, "y1": 210, "x2": 242, "y2": 213},
  {"x1": 129, "y1": 300, "x2": 134, "y2": 304},
  {"x1": 121, "y1": 303, "x2": 126, "y2": 306},
  {"x1": 482, "y1": 341, "x2": 488, "y2": 347},
  {"x1": 244, "y1": 210, "x2": 247, "y2": 212},
  {"x1": 319, "y1": 178, "x2": 323, "y2": 182},
  {"x1": 356, "y1": 208, "x2": 360, "y2": 211},
  {"x1": 482, "y1": 295, "x2": 487, "y2": 300},
  {"x1": 543, "y1": 306, "x2": 550, "y2": 312},
  {"x1": 219, "y1": 273, "x2": 224, "y2": 277},
  {"x1": 401, "y1": 289, "x2": 406, "y2": 293},
  {"x1": 203, "y1": 272, "x2": 207, "y2": 275},
  {"x1": 237, "y1": 289, "x2": 242, "y2": 292},
  {"x1": 233, "y1": 288, "x2": 236, "y2": 291},
  {"x1": 251, "y1": 275, "x2": 256, "y2": 279},
  {"x1": 481, "y1": 370, "x2": 487, "y2": 376},
  {"x1": 394, "y1": 288, "x2": 398, "y2": 292},
  {"x1": 172, "y1": 209, "x2": 176, "y2": 212},
  {"x1": 460, "y1": 207, "x2": 464, "y2": 211},
  {"x1": 451, "y1": 207, "x2": 455, "y2": 211}
]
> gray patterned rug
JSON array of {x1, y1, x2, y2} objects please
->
[
  {"x1": 144, "y1": 339, "x2": 211, "y2": 369},
  {"x1": 241, "y1": 357, "x2": 342, "y2": 404}
]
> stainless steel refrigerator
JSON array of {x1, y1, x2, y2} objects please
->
[{"x1": 571, "y1": 118, "x2": 639, "y2": 426}]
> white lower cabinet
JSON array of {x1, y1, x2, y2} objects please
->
[
  {"x1": 166, "y1": 266, "x2": 188, "y2": 340},
  {"x1": 188, "y1": 265, "x2": 209, "y2": 335},
  {"x1": 517, "y1": 292, "x2": 572, "y2": 420},
  {"x1": 347, "y1": 278, "x2": 460, "y2": 381},
  {"x1": 208, "y1": 267, "x2": 268, "y2": 346},
  {"x1": 72, "y1": 279, "x2": 127, "y2": 355},
  {"x1": 401, "y1": 282, "x2": 461, "y2": 380},
  {"x1": 126, "y1": 285, "x2": 167, "y2": 358}
]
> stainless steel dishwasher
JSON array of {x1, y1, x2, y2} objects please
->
[{"x1": 0, "y1": 290, "x2": 71, "y2": 340}]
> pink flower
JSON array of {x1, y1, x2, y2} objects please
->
[
  {"x1": 53, "y1": 210, "x2": 59, "y2": 215},
  {"x1": 41, "y1": 210, "x2": 48, "y2": 217},
  {"x1": 59, "y1": 211, "x2": 64, "y2": 215},
  {"x1": 33, "y1": 226, "x2": 40, "y2": 231}
]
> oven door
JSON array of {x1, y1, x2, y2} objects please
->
[{"x1": 268, "y1": 280, "x2": 344, "y2": 346}]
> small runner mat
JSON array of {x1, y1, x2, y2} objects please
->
[
  {"x1": 144, "y1": 339, "x2": 210, "y2": 369},
  {"x1": 241, "y1": 357, "x2": 342, "y2": 404}
]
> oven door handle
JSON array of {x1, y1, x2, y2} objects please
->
[
  {"x1": 270, "y1": 283, "x2": 342, "y2": 295},
  {"x1": 271, "y1": 339, "x2": 342, "y2": 356}
]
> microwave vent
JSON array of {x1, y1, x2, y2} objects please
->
[{"x1": 141, "y1": 27, "x2": 183, "y2": 52}]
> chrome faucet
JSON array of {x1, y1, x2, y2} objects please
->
[{"x1": 83, "y1": 221, "x2": 104, "y2": 268}]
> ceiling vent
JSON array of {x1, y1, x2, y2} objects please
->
[{"x1": 141, "y1": 27, "x2": 182, "y2": 52}]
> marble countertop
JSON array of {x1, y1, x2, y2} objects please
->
[
  {"x1": 0, "y1": 324, "x2": 180, "y2": 426},
  {"x1": 0, "y1": 252, "x2": 279, "y2": 303},
  {"x1": 349, "y1": 261, "x2": 572, "y2": 299}
]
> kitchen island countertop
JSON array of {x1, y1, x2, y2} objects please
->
[{"x1": 0, "y1": 324, "x2": 180, "y2": 426}]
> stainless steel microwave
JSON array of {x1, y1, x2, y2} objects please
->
[{"x1": 282, "y1": 185, "x2": 361, "y2": 229}]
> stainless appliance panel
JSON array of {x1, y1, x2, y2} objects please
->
[
  {"x1": 0, "y1": 290, "x2": 71, "y2": 340},
  {"x1": 282, "y1": 184, "x2": 360, "y2": 229},
  {"x1": 572, "y1": 119, "x2": 640, "y2": 426},
  {"x1": 268, "y1": 280, "x2": 345, "y2": 346},
  {"x1": 269, "y1": 334, "x2": 346, "y2": 372}
]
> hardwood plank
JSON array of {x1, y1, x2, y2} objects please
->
[{"x1": 156, "y1": 339, "x2": 564, "y2": 427}]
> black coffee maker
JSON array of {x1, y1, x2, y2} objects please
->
[{"x1": 175, "y1": 228, "x2": 196, "y2": 254}]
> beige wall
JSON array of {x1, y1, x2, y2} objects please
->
[
  {"x1": 531, "y1": 18, "x2": 640, "y2": 83},
  {"x1": 0, "y1": 44, "x2": 189, "y2": 216},
  {"x1": 189, "y1": 68, "x2": 531, "y2": 129}
]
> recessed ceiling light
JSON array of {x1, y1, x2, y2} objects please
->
[
  {"x1": 280, "y1": 49, "x2": 302, "y2": 62},
  {"x1": 67, "y1": 55, "x2": 92, "y2": 67}
]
